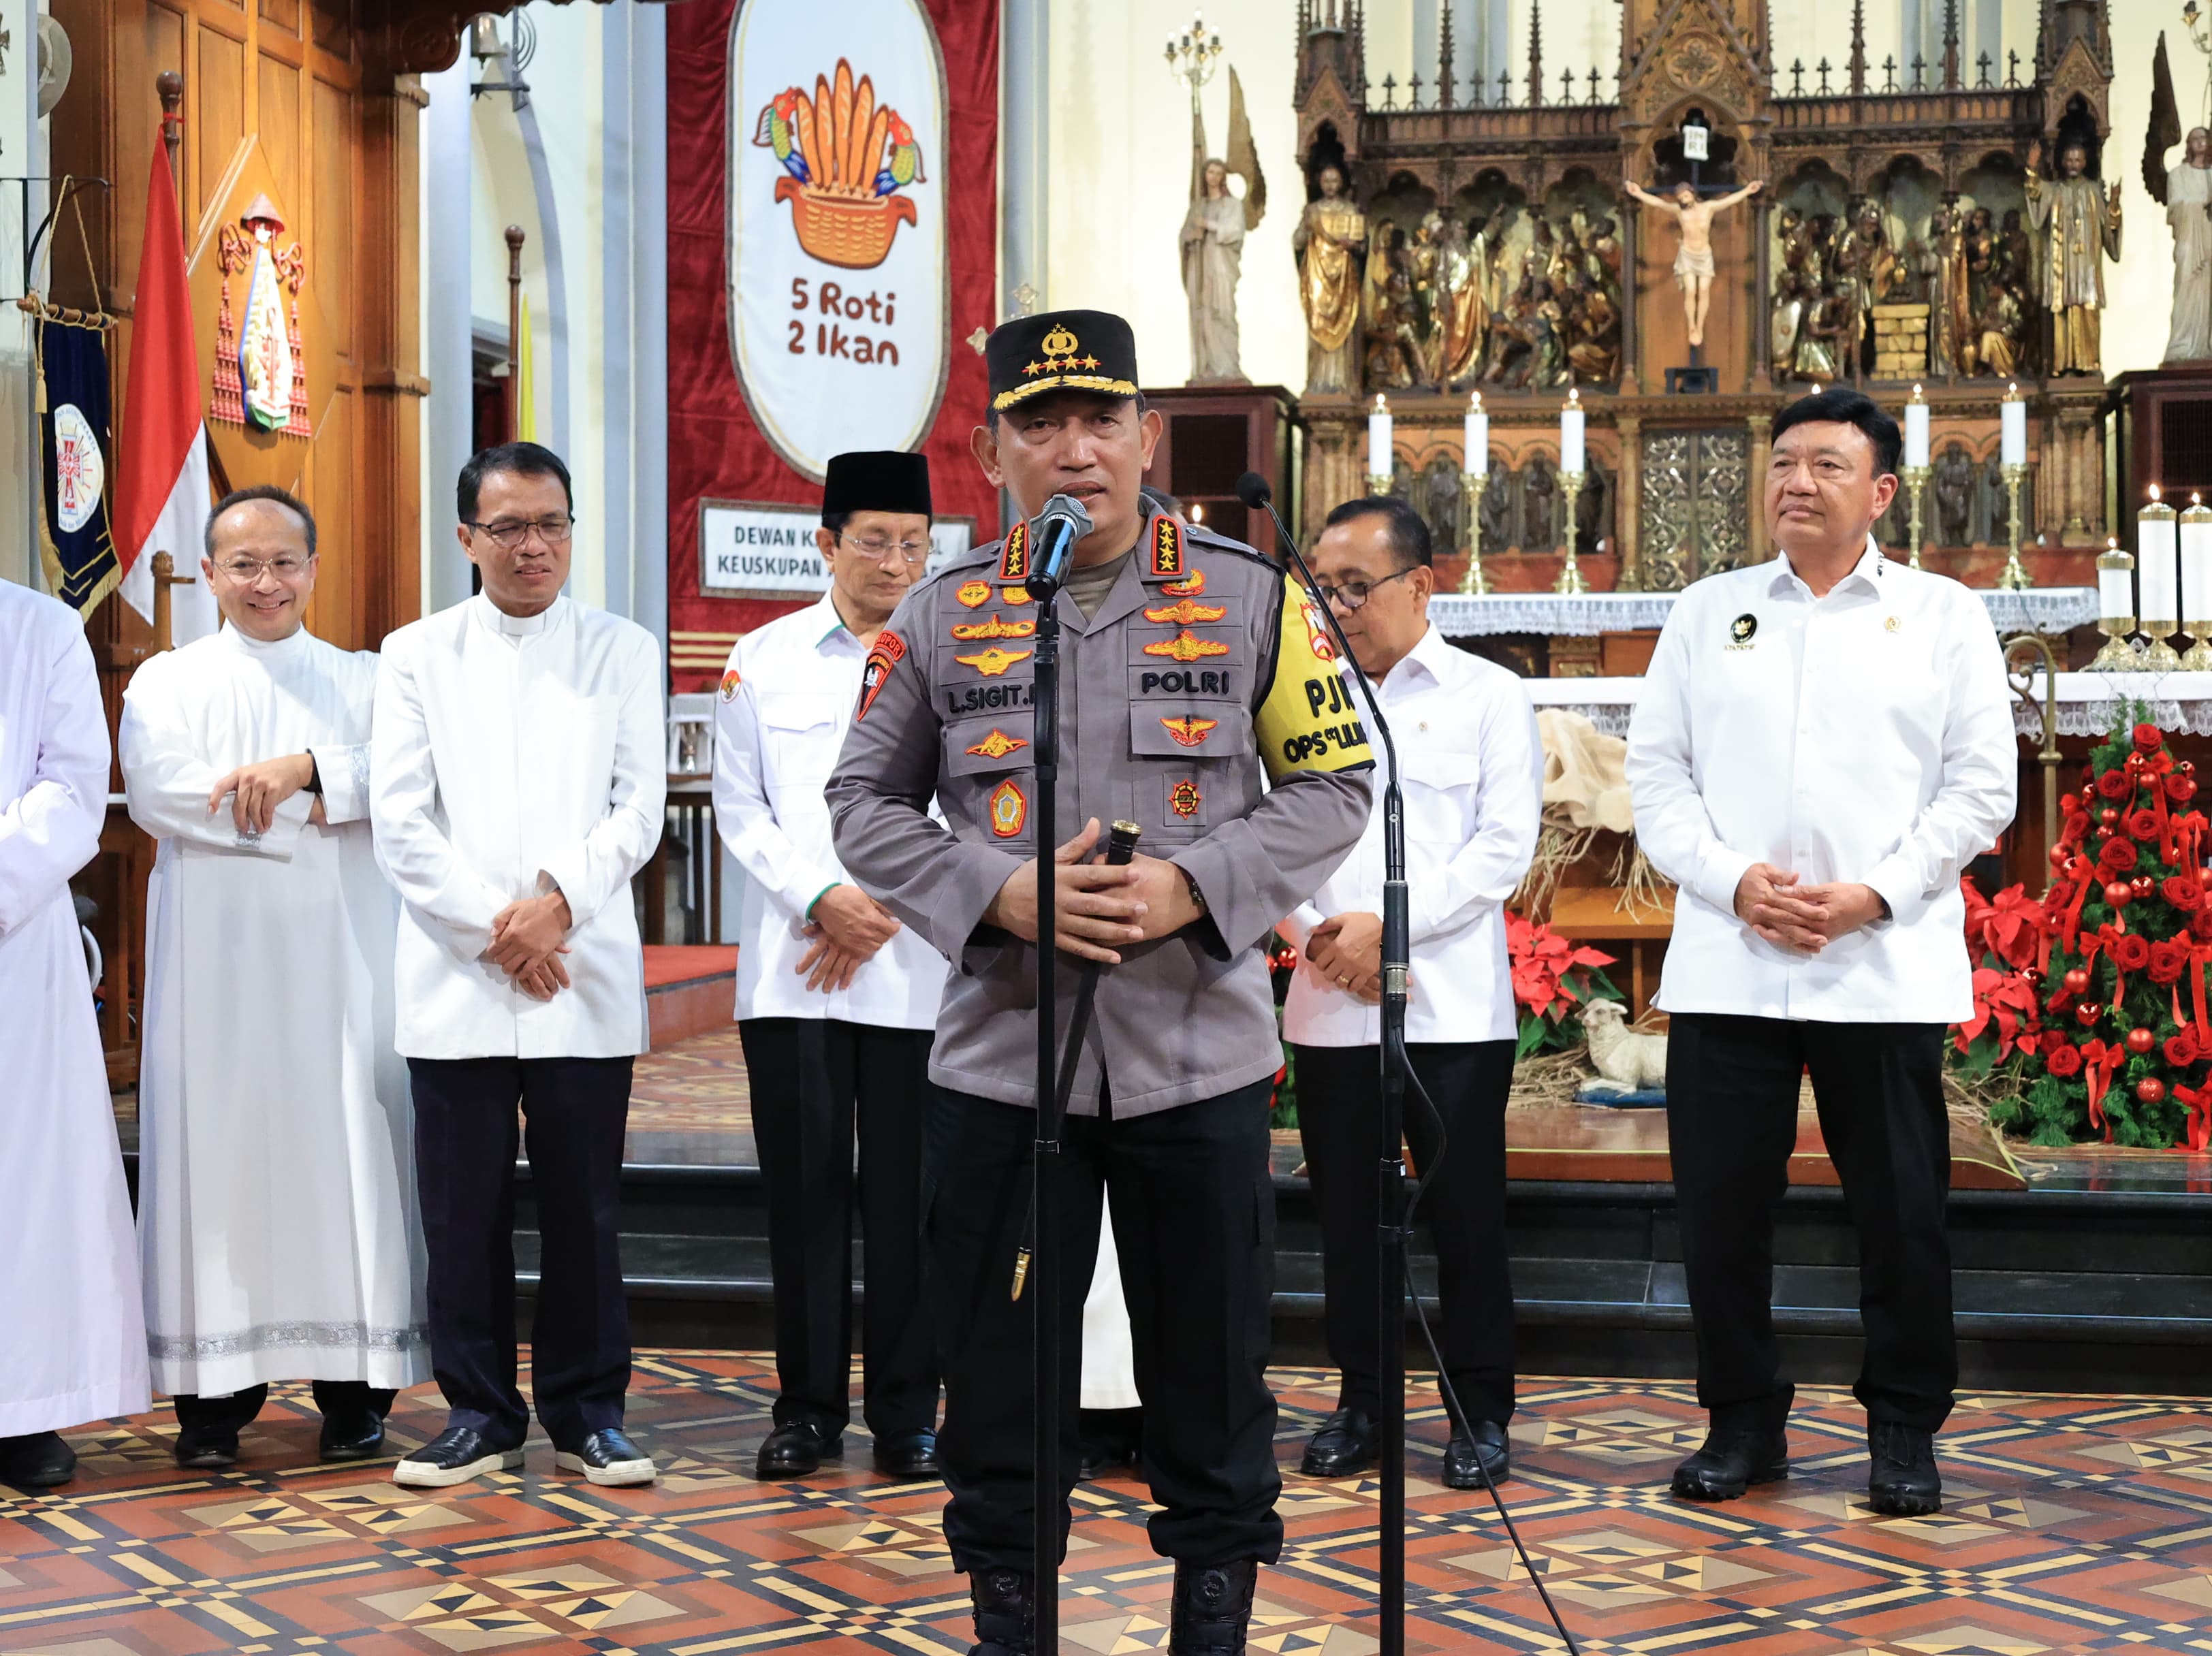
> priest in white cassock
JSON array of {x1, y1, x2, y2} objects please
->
[
  {"x1": 373, "y1": 442, "x2": 665, "y2": 1491},
  {"x1": 0, "y1": 579, "x2": 149, "y2": 1491},
  {"x1": 119, "y1": 486, "x2": 428, "y2": 1470}
]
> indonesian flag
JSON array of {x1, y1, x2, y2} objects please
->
[{"x1": 114, "y1": 124, "x2": 215, "y2": 645}]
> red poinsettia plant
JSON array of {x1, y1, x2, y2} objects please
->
[
  {"x1": 1507, "y1": 910, "x2": 1624, "y2": 1058},
  {"x1": 1957, "y1": 719, "x2": 2212, "y2": 1151}
]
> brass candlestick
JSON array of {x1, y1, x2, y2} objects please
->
[
  {"x1": 1368, "y1": 472, "x2": 1392, "y2": 498},
  {"x1": 2142, "y1": 490, "x2": 2184, "y2": 671},
  {"x1": 1555, "y1": 470, "x2": 1589, "y2": 594},
  {"x1": 1902, "y1": 464, "x2": 1931, "y2": 571},
  {"x1": 1458, "y1": 470, "x2": 1490, "y2": 594},
  {"x1": 1997, "y1": 462, "x2": 2032, "y2": 590},
  {"x1": 2088, "y1": 538, "x2": 2142, "y2": 671},
  {"x1": 2181, "y1": 496, "x2": 2212, "y2": 671}
]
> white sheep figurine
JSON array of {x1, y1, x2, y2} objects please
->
[{"x1": 1581, "y1": 1000, "x2": 1669, "y2": 1094}]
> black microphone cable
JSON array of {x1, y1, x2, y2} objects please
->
[{"x1": 1235, "y1": 471, "x2": 1583, "y2": 1656}]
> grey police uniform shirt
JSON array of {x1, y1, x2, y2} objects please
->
[{"x1": 826, "y1": 509, "x2": 1376, "y2": 1118}]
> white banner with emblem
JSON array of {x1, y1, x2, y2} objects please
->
[{"x1": 726, "y1": 0, "x2": 949, "y2": 481}]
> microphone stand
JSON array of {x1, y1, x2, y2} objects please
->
[
  {"x1": 1028, "y1": 564, "x2": 1065, "y2": 1656},
  {"x1": 1237, "y1": 476, "x2": 1408, "y2": 1656}
]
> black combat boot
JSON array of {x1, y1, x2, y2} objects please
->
[
  {"x1": 968, "y1": 1566, "x2": 1034, "y2": 1656},
  {"x1": 1170, "y1": 1559, "x2": 1259, "y2": 1655}
]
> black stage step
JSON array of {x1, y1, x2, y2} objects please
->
[{"x1": 509, "y1": 1160, "x2": 2212, "y2": 1396}]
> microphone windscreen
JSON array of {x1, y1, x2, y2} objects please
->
[{"x1": 1235, "y1": 471, "x2": 1271, "y2": 509}]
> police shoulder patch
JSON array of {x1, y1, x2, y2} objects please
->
[
  {"x1": 856, "y1": 630, "x2": 907, "y2": 721},
  {"x1": 718, "y1": 668, "x2": 742, "y2": 702}
]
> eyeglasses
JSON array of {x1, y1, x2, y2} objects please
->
[
  {"x1": 837, "y1": 532, "x2": 931, "y2": 567},
  {"x1": 213, "y1": 554, "x2": 314, "y2": 582},
  {"x1": 466, "y1": 515, "x2": 575, "y2": 550},
  {"x1": 1313, "y1": 567, "x2": 1415, "y2": 612}
]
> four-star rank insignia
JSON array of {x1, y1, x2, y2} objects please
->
[
  {"x1": 1170, "y1": 779, "x2": 1202, "y2": 818},
  {"x1": 951, "y1": 614, "x2": 1037, "y2": 642},
  {"x1": 955, "y1": 645, "x2": 1034, "y2": 676},
  {"x1": 1143, "y1": 596, "x2": 1228, "y2": 626},
  {"x1": 955, "y1": 579, "x2": 992, "y2": 609},
  {"x1": 966, "y1": 728, "x2": 1029, "y2": 760},
  {"x1": 998, "y1": 521, "x2": 1030, "y2": 582},
  {"x1": 989, "y1": 777, "x2": 1028, "y2": 838},
  {"x1": 1162, "y1": 569, "x2": 1206, "y2": 597},
  {"x1": 1160, "y1": 715, "x2": 1218, "y2": 748},
  {"x1": 1143, "y1": 629, "x2": 1230, "y2": 663},
  {"x1": 1150, "y1": 515, "x2": 1183, "y2": 577}
]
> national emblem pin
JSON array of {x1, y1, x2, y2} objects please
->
[
  {"x1": 1729, "y1": 612, "x2": 1758, "y2": 645},
  {"x1": 718, "y1": 669, "x2": 742, "y2": 702}
]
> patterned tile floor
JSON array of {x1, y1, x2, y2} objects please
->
[{"x1": 5, "y1": 1356, "x2": 2211, "y2": 1655}]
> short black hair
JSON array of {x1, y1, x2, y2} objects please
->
[
  {"x1": 206, "y1": 484, "x2": 316, "y2": 558},
  {"x1": 1323, "y1": 495, "x2": 1432, "y2": 570},
  {"x1": 1770, "y1": 387, "x2": 1903, "y2": 479},
  {"x1": 458, "y1": 441, "x2": 573, "y2": 523}
]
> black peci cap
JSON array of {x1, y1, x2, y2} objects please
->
[
  {"x1": 821, "y1": 450, "x2": 932, "y2": 521},
  {"x1": 985, "y1": 309, "x2": 1140, "y2": 413}
]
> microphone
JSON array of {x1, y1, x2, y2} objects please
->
[{"x1": 1026, "y1": 493, "x2": 1093, "y2": 599}]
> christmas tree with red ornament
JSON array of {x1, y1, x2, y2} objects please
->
[{"x1": 1959, "y1": 720, "x2": 2212, "y2": 1152}]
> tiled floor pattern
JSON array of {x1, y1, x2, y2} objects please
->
[{"x1": 3, "y1": 1356, "x2": 2211, "y2": 1654}]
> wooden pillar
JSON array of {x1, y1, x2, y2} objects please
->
[
  {"x1": 157, "y1": 70, "x2": 183, "y2": 182},
  {"x1": 505, "y1": 224, "x2": 526, "y2": 441},
  {"x1": 1748, "y1": 411, "x2": 1773, "y2": 563},
  {"x1": 1751, "y1": 195, "x2": 1773, "y2": 392},
  {"x1": 1617, "y1": 192, "x2": 1641, "y2": 396},
  {"x1": 1615, "y1": 413, "x2": 1643, "y2": 588},
  {"x1": 359, "y1": 74, "x2": 430, "y2": 639}
]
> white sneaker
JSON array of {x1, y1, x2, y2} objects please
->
[
  {"x1": 554, "y1": 1427, "x2": 657, "y2": 1487},
  {"x1": 392, "y1": 1425, "x2": 526, "y2": 1488}
]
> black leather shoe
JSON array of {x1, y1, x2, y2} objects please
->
[
  {"x1": 174, "y1": 1421, "x2": 240, "y2": 1469},
  {"x1": 1867, "y1": 1420, "x2": 1942, "y2": 1516},
  {"x1": 1078, "y1": 1410, "x2": 1141, "y2": 1480},
  {"x1": 392, "y1": 1424, "x2": 525, "y2": 1488},
  {"x1": 1298, "y1": 1407, "x2": 1378, "y2": 1478},
  {"x1": 1671, "y1": 1426, "x2": 1790, "y2": 1501},
  {"x1": 318, "y1": 1407, "x2": 387, "y2": 1463},
  {"x1": 1171, "y1": 1558, "x2": 1259, "y2": 1655},
  {"x1": 0, "y1": 1431, "x2": 76, "y2": 1489},
  {"x1": 556, "y1": 1427, "x2": 656, "y2": 1486},
  {"x1": 873, "y1": 1429, "x2": 941, "y2": 1480},
  {"x1": 1442, "y1": 1419, "x2": 1511, "y2": 1490},
  {"x1": 968, "y1": 1566, "x2": 1034, "y2": 1656},
  {"x1": 755, "y1": 1420, "x2": 841, "y2": 1480}
]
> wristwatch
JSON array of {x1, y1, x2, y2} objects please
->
[{"x1": 304, "y1": 753, "x2": 323, "y2": 796}]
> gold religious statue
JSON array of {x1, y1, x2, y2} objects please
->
[
  {"x1": 2023, "y1": 138, "x2": 2121, "y2": 376},
  {"x1": 1623, "y1": 177, "x2": 1763, "y2": 348},
  {"x1": 1435, "y1": 212, "x2": 1491, "y2": 386},
  {"x1": 1292, "y1": 163, "x2": 1365, "y2": 394}
]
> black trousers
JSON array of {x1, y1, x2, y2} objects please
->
[
  {"x1": 407, "y1": 1055, "x2": 635, "y2": 1448},
  {"x1": 738, "y1": 1017, "x2": 938, "y2": 1438},
  {"x1": 173, "y1": 1382, "x2": 396, "y2": 1433},
  {"x1": 1666, "y1": 1015, "x2": 1955, "y2": 1434},
  {"x1": 1293, "y1": 1040, "x2": 1517, "y2": 1427},
  {"x1": 925, "y1": 1080, "x2": 1282, "y2": 1574}
]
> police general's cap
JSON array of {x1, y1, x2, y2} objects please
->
[
  {"x1": 821, "y1": 450, "x2": 932, "y2": 521},
  {"x1": 986, "y1": 309, "x2": 1140, "y2": 414}
]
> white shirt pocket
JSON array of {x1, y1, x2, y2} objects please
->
[
  {"x1": 1402, "y1": 744, "x2": 1483, "y2": 848},
  {"x1": 757, "y1": 693, "x2": 842, "y2": 827}
]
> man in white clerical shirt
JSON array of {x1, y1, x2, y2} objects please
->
[
  {"x1": 0, "y1": 580, "x2": 149, "y2": 1491},
  {"x1": 1277, "y1": 497, "x2": 1543, "y2": 1494},
  {"x1": 372, "y1": 442, "x2": 665, "y2": 1490},
  {"x1": 120, "y1": 487, "x2": 428, "y2": 1468},
  {"x1": 1626, "y1": 387, "x2": 2014, "y2": 1518},
  {"x1": 712, "y1": 450, "x2": 945, "y2": 1483}
]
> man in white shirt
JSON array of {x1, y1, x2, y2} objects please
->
[
  {"x1": 1278, "y1": 497, "x2": 1542, "y2": 1493},
  {"x1": 712, "y1": 450, "x2": 945, "y2": 1482},
  {"x1": 121, "y1": 487, "x2": 426, "y2": 1469},
  {"x1": 1626, "y1": 388, "x2": 2015, "y2": 1517},
  {"x1": 0, "y1": 580, "x2": 149, "y2": 1491},
  {"x1": 372, "y1": 443, "x2": 666, "y2": 1489}
]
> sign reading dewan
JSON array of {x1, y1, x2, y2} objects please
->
[
  {"x1": 700, "y1": 499, "x2": 972, "y2": 601},
  {"x1": 727, "y1": 0, "x2": 949, "y2": 482}
]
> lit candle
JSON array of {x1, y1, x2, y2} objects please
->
[
  {"x1": 2183, "y1": 494, "x2": 2212, "y2": 623},
  {"x1": 1464, "y1": 390, "x2": 1488, "y2": 477},
  {"x1": 1903, "y1": 385, "x2": 1929, "y2": 469},
  {"x1": 1560, "y1": 387, "x2": 1586, "y2": 475},
  {"x1": 2140, "y1": 484, "x2": 2180, "y2": 623},
  {"x1": 2099, "y1": 537, "x2": 2134, "y2": 624},
  {"x1": 1368, "y1": 394, "x2": 1392, "y2": 483},
  {"x1": 2000, "y1": 383, "x2": 2027, "y2": 466}
]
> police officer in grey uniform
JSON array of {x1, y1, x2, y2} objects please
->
[{"x1": 827, "y1": 310, "x2": 1374, "y2": 1656}]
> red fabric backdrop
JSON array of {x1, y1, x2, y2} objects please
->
[{"x1": 665, "y1": 0, "x2": 1001, "y2": 690}]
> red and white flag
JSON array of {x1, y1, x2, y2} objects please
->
[{"x1": 114, "y1": 123, "x2": 215, "y2": 644}]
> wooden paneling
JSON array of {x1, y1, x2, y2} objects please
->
[
  {"x1": 308, "y1": 385, "x2": 358, "y2": 643},
  {"x1": 255, "y1": 52, "x2": 300, "y2": 204},
  {"x1": 196, "y1": 27, "x2": 248, "y2": 214},
  {"x1": 258, "y1": 0, "x2": 299, "y2": 38},
  {"x1": 312, "y1": 77, "x2": 355, "y2": 356}
]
